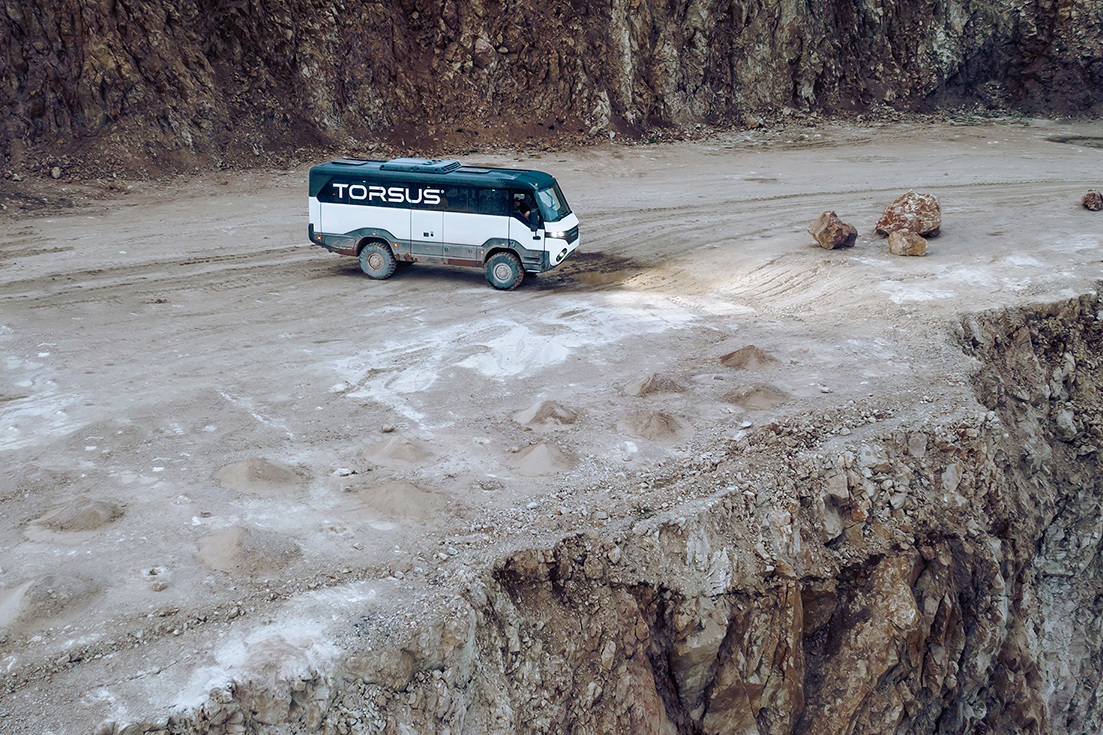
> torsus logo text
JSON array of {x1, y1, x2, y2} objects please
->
[{"x1": 329, "y1": 183, "x2": 443, "y2": 205}]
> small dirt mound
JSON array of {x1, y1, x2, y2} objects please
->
[
  {"x1": 353, "y1": 480, "x2": 447, "y2": 520},
  {"x1": 618, "y1": 410, "x2": 692, "y2": 442},
  {"x1": 364, "y1": 435, "x2": 435, "y2": 466},
  {"x1": 720, "y1": 345, "x2": 780, "y2": 370},
  {"x1": 198, "y1": 526, "x2": 302, "y2": 577},
  {"x1": 0, "y1": 575, "x2": 97, "y2": 632},
  {"x1": 510, "y1": 443, "x2": 576, "y2": 475},
  {"x1": 216, "y1": 457, "x2": 301, "y2": 496},
  {"x1": 514, "y1": 400, "x2": 578, "y2": 430},
  {"x1": 623, "y1": 373, "x2": 685, "y2": 397},
  {"x1": 724, "y1": 383, "x2": 790, "y2": 410},
  {"x1": 30, "y1": 495, "x2": 123, "y2": 533}
]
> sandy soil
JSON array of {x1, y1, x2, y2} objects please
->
[{"x1": 1, "y1": 116, "x2": 1101, "y2": 732}]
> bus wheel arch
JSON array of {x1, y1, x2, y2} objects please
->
[
  {"x1": 358, "y1": 240, "x2": 397, "y2": 280},
  {"x1": 485, "y1": 251, "x2": 524, "y2": 291}
]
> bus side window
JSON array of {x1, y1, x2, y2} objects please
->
[
  {"x1": 317, "y1": 177, "x2": 349, "y2": 204},
  {"x1": 511, "y1": 191, "x2": 540, "y2": 227},
  {"x1": 442, "y1": 187, "x2": 476, "y2": 213},
  {"x1": 478, "y1": 188, "x2": 508, "y2": 217}
]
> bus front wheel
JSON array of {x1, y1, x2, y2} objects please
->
[
  {"x1": 486, "y1": 252, "x2": 524, "y2": 290},
  {"x1": 359, "y1": 243, "x2": 397, "y2": 280}
]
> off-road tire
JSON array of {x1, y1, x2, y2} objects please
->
[
  {"x1": 359, "y1": 242, "x2": 397, "y2": 280},
  {"x1": 486, "y1": 252, "x2": 524, "y2": 290}
]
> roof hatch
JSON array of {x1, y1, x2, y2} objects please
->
[{"x1": 380, "y1": 158, "x2": 462, "y2": 174}]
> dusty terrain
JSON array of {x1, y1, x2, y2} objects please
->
[{"x1": 1, "y1": 116, "x2": 1102, "y2": 733}]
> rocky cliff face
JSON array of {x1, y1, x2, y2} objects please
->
[
  {"x1": 3, "y1": 0, "x2": 1102, "y2": 173},
  {"x1": 132, "y1": 293, "x2": 1102, "y2": 735}
]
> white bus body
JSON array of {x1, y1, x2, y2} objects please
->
[{"x1": 307, "y1": 158, "x2": 580, "y2": 290}]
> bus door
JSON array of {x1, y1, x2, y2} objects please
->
[
  {"x1": 411, "y1": 206, "x2": 443, "y2": 258},
  {"x1": 509, "y1": 191, "x2": 544, "y2": 250}
]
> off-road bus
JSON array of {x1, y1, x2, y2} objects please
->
[{"x1": 307, "y1": 158, "x2": 580, "y2": 290}]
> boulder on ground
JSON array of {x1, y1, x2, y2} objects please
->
[
  {"x1": 472, "y1": 37, "x2": 496, "y2": 69},
  {"x1": 1083, "y1": 190, "x2": 1103, "y2": 211},
  {"x1": 807, "y1": 211, "x2": 857, "y2": 249},
  {"x1": 887, "y1": 229, "x2": 928, "y2": 256},
  {"x1": 875, "y1": 191, "x2": 941, "y2": 237}
]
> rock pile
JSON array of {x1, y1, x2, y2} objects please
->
[
  {"x1": 719, "y1": 345, "x2": 779, "y2": 370},
  {"x1": 724, "y1": 383, "x2": 790, "y2": 410},
  {"x1": 364, "y1": 435, "x2": 434, "y2": 466},
  {"x1": 618, "y1": 410, "x2": 692, "y2": 443},
  {"x1": 216, "y1": 457, "x2": 301, "y2": 496},
  {"x1": 513, "y1": 400, "x2": 578, "y2": 430},
  {"x1": 510, "y1": 443, "x2": 576, "y2": 475},
  {"x1": 28, "y1": 495, "x2": 123, "y2": 533},
  {"x1": 623, "y1": 373, "x2": 684, "y2": 397},
  {"x1": 197, "y1": 526, "x2": 302, "y2": 577},
  {"x1": 354, "y1": 480, "x2": 447, "y2": 520},
  {"x1": 0, "y1": 575, "x2": 97, "y2": 635},
  {"x1": 875, "y1": 191, "x2": 940, "y2": 257}
]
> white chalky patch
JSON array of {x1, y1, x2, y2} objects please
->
[
  {"x1": 335, "y1": 296, "x2": 697, "y2": 402},
  {"x1": 879, "y1": 284, "x2": 957, "y2": 303}
]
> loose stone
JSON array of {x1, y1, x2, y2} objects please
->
[
  {"x1": 888, "y1": 229, "x2": 928, "y2": 256},
  {"x1": 807, "y1": 211, "x2": 858, "y2": 249},
  {"x1": 876, "y1": 191, "x2": 941, "y2": 236}
]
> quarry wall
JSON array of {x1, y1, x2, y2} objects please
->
[{"x1": 3, "y1": 0, "x2": 1103, "y2": 171}]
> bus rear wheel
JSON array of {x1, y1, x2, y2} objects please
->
[
  {"x1": 486, "y1": 252, "x2": 524, "y2": 290},
  {"x1": 359, "y1": 243, "x2": 397, "y2": 280}
]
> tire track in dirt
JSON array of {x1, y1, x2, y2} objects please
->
[
  {"x1": 0, "y1": 246, "x2": 336, "y2": 307},
  {"x1": 585, "y1": 178, "x2": 1082, "y2": 224},
  {"x1": 2, "y1": 178, "x2": 1089, "y2": 315}
]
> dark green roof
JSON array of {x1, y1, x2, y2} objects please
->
[{"x1": 309, "y1": 158, "x2": 556, "y2": 197}]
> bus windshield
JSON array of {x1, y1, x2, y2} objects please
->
[{"x1": 535, "y1": 184, "x2": 571, "y2": 223}]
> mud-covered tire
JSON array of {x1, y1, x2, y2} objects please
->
[
  {"x1": 485, "y1": 252, "x2": 524, "y2": 290},
  {"x1": 359, "y1": 242, "x2": 397, "y2": 280}
]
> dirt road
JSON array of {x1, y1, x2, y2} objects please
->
[{"x1": 1, "y1": 116, "x2": 1101, "y2": 732}]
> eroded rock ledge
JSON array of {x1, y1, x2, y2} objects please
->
[{"x1": 119, "y1": 292, "x2": 1101, "y2": 735}]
